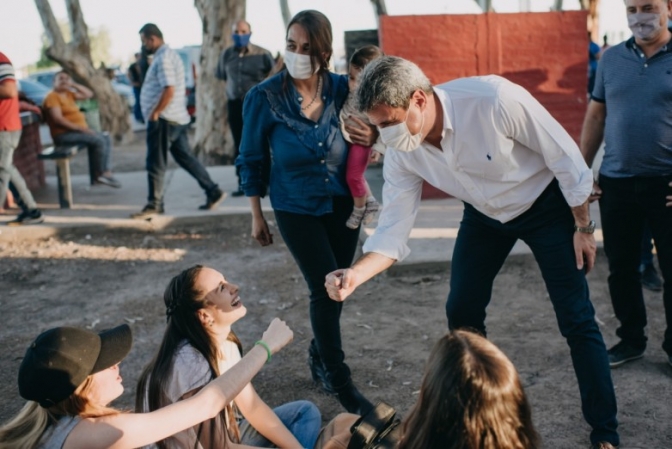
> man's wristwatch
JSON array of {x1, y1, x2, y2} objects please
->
[{"x1": 574, "y1": 220, "x2": 596, "y2": 234}]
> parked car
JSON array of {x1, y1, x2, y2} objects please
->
[
  {"x1": 26, "y1": 69, "x2": 135, "y2": 110},
  {"x1": 17, "y1": 79, "x2": 51, "y2": 106}
]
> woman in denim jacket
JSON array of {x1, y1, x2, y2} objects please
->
[{"x1": 236, "y1": 10, "x2": 377, "y2": 415}]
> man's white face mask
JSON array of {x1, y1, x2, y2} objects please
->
[
  {"x1": 378, "y1": 104, "x2": 425, "y2": 152},
  {"x1": 284, "y1": 50, "x2": 315, "y2": 80},
  {"x1": 628, "y1": 12, "x2": 663, "y2": 41}
]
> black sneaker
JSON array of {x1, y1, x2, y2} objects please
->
[
  {"x1": 608, "y1": 341, "x2": 645, "y2": 368},
  {"x1": 231, "y1": 188, "x2": 245, "y2": 197},
  {"x1": 131, "y1": 204, "x2": 164, "y2": 219},
  {"x1": 7, "y1": 209, "x2": 44, "y2": 226},
  {"x1": 640, "y1": 263, "x2": 663, "y2": 292},
  {"x1": 198, "y1": 188, "x2": 226, "y2": 210},
  {"x1": 308, "y1": 343, "x2": 335, "y2": 394}
]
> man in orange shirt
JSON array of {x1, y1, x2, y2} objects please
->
[
  {"x1": 0, "y1": 52, "x2": 44, "y2": 225},
  {"x1": 43, "y1": 71, "x2": 120, "y2": 187}
]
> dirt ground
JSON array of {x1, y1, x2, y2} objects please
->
[{"x1": 2, "y1": 131, "x2": 671, "y2": 448}]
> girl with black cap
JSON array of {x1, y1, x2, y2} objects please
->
[{"x1": 0, "y1": 318, "x2": 292, "y2": 449}]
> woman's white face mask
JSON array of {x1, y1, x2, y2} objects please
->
[
  {"x1": 378, "y1": 104, "x2": 425, "y2": 152},
  {"x1": 284, "y1": 50, "x2": 315, "y2": 80}
]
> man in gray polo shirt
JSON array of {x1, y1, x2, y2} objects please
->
[
  {"x1": 580, "y1": 0, "x2": 672, "y2": 370},
  {"x1": 133, "y1": 23, "x2": 224, "y2": 219},
  {"x1": 216, "y1": 19, "x2": 274, "y2": 197}
]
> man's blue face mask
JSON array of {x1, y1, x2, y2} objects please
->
[{"x1": 232, "y1": 33, "x2": 251, "y2": 48}]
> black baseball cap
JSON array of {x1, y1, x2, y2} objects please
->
[{"x1": 18, "y1": 324, "x2": 132, "y2": 408}]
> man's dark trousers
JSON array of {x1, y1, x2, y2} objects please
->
[
  {"x1": 145, "y1": 118, "x2": 218, "y2": 208},
  {"x1": 446, "y1": 180, "x2": 619, "y2": 446},
  {"x1": 599, "y1": 174, "x2": 672, "y2": 355}
]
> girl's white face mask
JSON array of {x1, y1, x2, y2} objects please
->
[
  {"x1": 284, "y1": 50, "x2": 315, "y2": 80},
  {"x1": 378, "y1": 104, "x2": 425, "y2": 152}
]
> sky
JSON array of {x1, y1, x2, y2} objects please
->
[{"x1": 3, "y1": 0, "x2": 629, "y2": 76}]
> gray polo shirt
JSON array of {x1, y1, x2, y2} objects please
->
[
  {"x1": 215, "y1": 43, "x2": 274, "y2": 101},
  {"x1": 592, "y1": 34, "x2": 672, "y2": 178}
]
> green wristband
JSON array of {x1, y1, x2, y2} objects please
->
[{"x1": 254, "y1": 340, "x2": 272, "y2": 363}]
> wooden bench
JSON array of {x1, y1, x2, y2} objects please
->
[{"x1": 38, "y1": 144, "x2": 91, "y2": 209}]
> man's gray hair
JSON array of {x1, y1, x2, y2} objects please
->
[{"x1": 355, "y1": 56, "x2": 433, "y2": 113}]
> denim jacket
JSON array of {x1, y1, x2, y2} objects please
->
[{"x1": 236, "y1": 71, "x2": 350, "y2": 215}]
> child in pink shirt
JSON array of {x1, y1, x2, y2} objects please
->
[{"x1": 340, "y1": 46, "x2": 385, "y2": 229}]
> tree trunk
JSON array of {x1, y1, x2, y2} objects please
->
[
  {"x1": 553, "y1": 0, "x2": 564, "y2": 10},
  {"x1": 193, "y1": 0, "x2": 245, "y2": 162},
  {"x1": 34, "y1": 0, "x2": 130, "y2": 140},
  {"x1": 279, "y1": 0, "x2": 291, "y2": 28}
]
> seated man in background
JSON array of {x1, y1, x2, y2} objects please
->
[{"x1": 43, "y1": 71, "x2": 120, "y2": 188}]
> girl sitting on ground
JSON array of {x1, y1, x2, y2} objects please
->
[
  {"x1": 341, "y1": 45, "x2": 386, "y2": 229},
  {"x1": 136, "y1": 265, "x2": 321, "y2": 449},
  {"x1": 398, "y1": 329, "x2": 540, "y2": 449},
  {"x1": 0, "y1": 318, "x2": 292, "y2": 449}
]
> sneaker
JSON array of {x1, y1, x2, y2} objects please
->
[
  {"x1": 608, "y1": 341, "x2": 645, "y2": 368},
  {"x1": 591, "y1": 442, "x2": 618, "y2": 449},
  {"x1": 362, "y1": 196, "x2": 380, "y2": 225},
  {"x1": 131, "y1": 204, "x2": 164, "y2": 219},
  {"x1": 640, "y1": 263, "x2": 663, "y2": 292},
  {"x1": 94, "y1": 175, "x2": 122, "y2": 188},
  {"x1": 198, "y1": 188, "x2": 226, "y2": 210},
  {"x1": 346, "y1": 206, "x2": 366, "y2": 229},
  {"x1": 7, "y1": 209, "x2": 44, "y2": 226},
  {"x1": 231, "y1": 188, "x2": 245, "y2": 197},
  {"x1": 308, "y1": 342, "x2": 335, "y2": 394}
]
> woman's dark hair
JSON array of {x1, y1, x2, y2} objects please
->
[
  {"x1": 136, "y1": 265, "x2": 243, "y2": 449},
  {"x1": 398, "y1": 330, "x2": 540, "y2": 449},
  {"x1": 286, "y1": 10, "x2": 333, "y2": 74},
  {"x1": 350, "y1": 45, "x2": 384, "y2": 70}
]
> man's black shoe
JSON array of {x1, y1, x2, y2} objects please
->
[
  {"x1": 199, "y1": 188, "x2": 226, "y2": 210},
  {"x1": 334, "y1": 381, "x2": 374, "y2": 416},
  {"x1": 608, "y1": 341, "x2": 645, "y2": 368},
  {"x1": 131, "y1": 204, "x2": 164, "y2": 219},
  {"x1": 308, "y1": 344, "x2": 335, "y2": 394},
  {"x1": 640, "y1": 263, "x2": 663, "y2": 292},
  {"x1": 231, "y1": 188, "x2": 245, "y2": 197}
]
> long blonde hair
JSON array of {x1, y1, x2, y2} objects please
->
[
  {"x1": 398, "y1": 330, "x2": 540, "y2": 449},
  {"x1": 0, "y1": 377, "x2": 119, "y2": 449}
]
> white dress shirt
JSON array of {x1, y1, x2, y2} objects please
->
[{"x1": 363, "y1": 75, "x2": 593, "y2": 262}]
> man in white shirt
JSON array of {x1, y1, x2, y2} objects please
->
[{"x1": 325, "y1": 57, "x2": 619, "y2": 449}]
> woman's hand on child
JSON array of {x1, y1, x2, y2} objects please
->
[
  {"x1": 261, "y1": 318, "x2": 294, "y2": 354},
  {"x1": 369, "y1": 151, "x2": 382, "y2": 164}
]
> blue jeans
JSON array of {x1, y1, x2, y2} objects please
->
[
  {"x1": 54, "y1": 130, "x2": 112, "y2": 182},
  {"x1": 274, "y1": 197, "x2": 360, "y2": 389},
  {"x1": 0, "y1": 130, "x2": 37, "y2": 211},
  {"x1": 145, "y1": 118, "x2": 218, "y2": 208},
  {"x1": 132, "y1": 86, "x2": 144, "y2": 122},
  {"x1": 446, "y1": 180, "x2": 619, "y2": 446},
  {"x1": 599, "y1": 175, "x2": 672, "y2": 355},
  {"x1": 238, "y1": 400, "x2": 321, "y2": 448}
]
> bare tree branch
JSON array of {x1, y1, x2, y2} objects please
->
[
  {"x1": 34, "y1": 0, "x2": 67, "y2": 54},
  {"x1": 66, "y1": 0, "x2": 91, "y2": 57}
]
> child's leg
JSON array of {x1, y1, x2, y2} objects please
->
[{"x1": 346, "y1": 144, "x2": 372, "y2": 208}]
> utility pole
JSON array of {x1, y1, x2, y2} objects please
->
[{"x1": 474, "y1": 0, "x2": 492, "y2": 12}]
